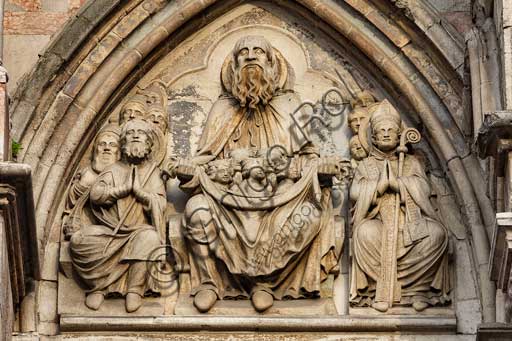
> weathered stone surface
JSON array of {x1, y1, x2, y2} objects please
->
[
  {"x1": 41, "y1": 0, "x2": 69, "y2": 13},
  {"x1": 38, "y1": 281, "x2": 57, "y2": 323},
  {"x1": 442, "y1": 11, "x2": 472, "y2": 34},
  {"x1": 349, "y1": 99, "x2": 451, "y2": 313},
  {"x1": 4, "y1": 35, "x2": 50, "y2": 90},
  {"x1": 3, "y1": 0, "x2": 500, "y2": 339},
  {"x1": 40, "y1": 242, "x2": 59, "y2": 282},
  {"x1": 454, "y1": 241, "x2": 478, "y2": 301},
  {"x1": 74, "y1": 0, "x2": 119, "y2": 25},
  {"x1": 456, "y1": 299, "x2": 482, "y2": 334}
]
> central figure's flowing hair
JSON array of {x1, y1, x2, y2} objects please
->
[{"x1": 229, "y1": 36, "x2": 280, "y2": 108}]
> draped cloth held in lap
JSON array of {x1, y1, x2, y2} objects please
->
[{"x1": 182, "y1": 91, "x2": 338, "y2": 299}]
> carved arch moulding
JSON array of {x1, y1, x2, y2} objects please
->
[{"x1": 11, "y1": 0, "x2": 494, "y2": 335}]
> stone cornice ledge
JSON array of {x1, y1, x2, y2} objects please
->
[{"x1": 60, "y1": 315, "x2": 456, "y2": 333}]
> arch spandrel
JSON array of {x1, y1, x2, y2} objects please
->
[{"x1": 11, "y1": 0, "x2": 492, "y2": 335}]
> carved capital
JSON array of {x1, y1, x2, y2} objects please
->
[{"x1": 476, "y1": 111, "x2": 512, "y2": 159}]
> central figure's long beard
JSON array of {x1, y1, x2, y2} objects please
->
[
  {"x1": 122, "y1": 141, "x2": 151, "y2": 164},
  {"x1": 232, "y1": 65, "x2": 275, "y2": 109}
]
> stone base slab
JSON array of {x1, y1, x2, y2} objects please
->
[
  {"x1": 350, "y1": 306, "x2": 454, "y2": 316},
  {"x1": 174, "y1": 297, "x2": 338, "y2": 316},
  {"x1": 59, "y1": 315, "x2": 457, "y2": 333},
  {"x1": 477, "y1": 323, "x2": 512, "y2": 340}
]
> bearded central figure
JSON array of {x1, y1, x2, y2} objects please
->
[{"x1": 172, "y1": 36, "x2": 344, "y2": 313}]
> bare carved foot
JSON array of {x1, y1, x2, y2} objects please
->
[
  {"x1": 372, "y1": 301, "x2": 389, "y2": 312},
  {"x1": 126, "y1": 292, "x2": 142, "y2": 313},
  {"x1": 251, "y1": 290, "x2": 273, "y2": 312},
  {"x1": 194, "y1": 289, "x2": 217, "y2": 313},
  {"x1": 412, "y1": 300, "x2": 429, "y2": 312},
  {"x1": 85, "y1": 292, "x2": 104, "y2": 310}
]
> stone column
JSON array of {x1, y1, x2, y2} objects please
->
[
  {"x1": 0, "y1": 212, "x2": 13, "y2": 340},
  {"x1": 0, "y1": 165, "x2": 40, "y2": 339},
  {"x1": 500, "y1": 1, "x2": 512, "y2": 110},
  {"x1": 0, "y1": 65, "x2": 7, "y2": 161}
]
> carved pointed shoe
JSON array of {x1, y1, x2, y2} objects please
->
[
  {"x1": 251, "y1": 290, "x2": 274, "y2": 312},
  {"x1": 126, "y1": 292, "x2": 143, "y2": 313},
  {"x1": 85, "y1": 292, "x2": 104, "y2": 310},
  {"x1": 371, "y1": 301, "x2": 389, "y2": 312},
  {"x1": 193, "y1": 289, "x2": 217, "y2": 313},
  {"x1": 412, "y1": 300, "x2": 429, "y2": 312}
]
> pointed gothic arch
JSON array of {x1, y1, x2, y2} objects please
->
[{"x1": 10, "y1": 0, "x2": 495, "y2": 332}]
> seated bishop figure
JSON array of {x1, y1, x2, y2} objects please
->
[
  {"x1": 350, "y1": 101, "x2": 451, "y2": 312},
  {"x1": 170, "y1": 35, "x2": 348, "y2": 313}
]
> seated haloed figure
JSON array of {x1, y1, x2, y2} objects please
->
[
  {"x1": 172, "y1": 35, "x2": 346, "y2": 313},
  {"x1": 69, "y1": 119, "x2": 166, "y2": 313},
  {"x1": 63, "y1": 124, "x2": 121, "y2": 239},
  {"x1": 349, "y1": 101, "x2": 451, "y2": 312}
]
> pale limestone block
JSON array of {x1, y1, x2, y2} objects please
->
[
  {"x1": 58, "y1": 241, "x2": 72, "y2": 279},
  {"x1": 37, "y1": 321, "x2": 58, "y2": 336},
  {"x1": 426, "y1": 23, "x2": 464, "y2": 70},
  {"x1": 3, "y1": 35, "x2": 50, "y2": 93},
  {"x1": 502, "y1": 28, "x2": 512, "y2": 109},
  {"x1": 503, "y1": 0, "x2": 512, "y2": 28},
  {"x1": 38, "y1": 281, "x2": 57, "y2": 323},
  {"x1": 456, "y1": 299, "x2": 482, "y2": 334},
  {"x1": 454, "y1": 240, "x2": 478, "y2": 301},
  {"x1": 412, "y1": 336, "x2": 475, "y2": 341},
  {"x1": 19, "y1": 290, "x2": 36, "y2": 332},
  {"x1": 427, "y1": 0, "x2": 471, "y2": 12},
  {"x1": 40, "y1": 242, "x2": 59, "y2": 282},
  {"x1": 41, "y1": 0, "x2": 69, "y2": 12}
]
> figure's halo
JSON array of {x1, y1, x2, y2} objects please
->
[
  {"x1": 149, "y1": 126, "x2": 167, "y2": 166},
  {"x1": 221, "y1": 48, "x2": 288, "y2": 93}
]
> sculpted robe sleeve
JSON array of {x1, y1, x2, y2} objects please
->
[
  {"x1": 196, "y1": 97, "x2": 243, "y2": 157},
  {"x1": 398, "y1": 155, "x2": 438, "y2": 219},
  {"x1": 142, "y1": 166, "x2": 167, "y2": 242},
  {"x1": 350, "y1": 160, "x2": 379, "y2": 227}
]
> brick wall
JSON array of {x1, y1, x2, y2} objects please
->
[{"x1": 3, "y1": 0, "x2": 87, "y2": 93}]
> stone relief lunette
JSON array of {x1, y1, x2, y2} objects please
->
[{"x1": 60, "y1": 33, "x2": 452, "y2": 316}]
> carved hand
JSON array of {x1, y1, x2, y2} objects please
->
[
  {"x1": 377, "y1": 161, "x2": 389, "y2": 195},
  {"x1": 162, "y1": 155, "x2": 179, "y2": 180},
  {"x1": 109, "y1": 171, "x2": 132, "y2": 200},
  {"x1": 174, "y1": 159, "x2": 197, "y2": 180},
  {"x1": 388, "y1": 163, "x2": 400, "y2": 193}
]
